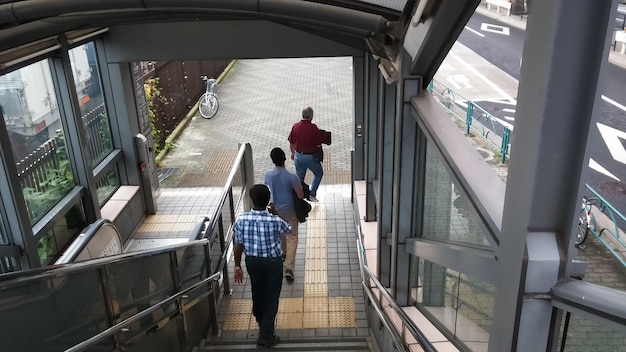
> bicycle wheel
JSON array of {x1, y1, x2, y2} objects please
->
[
  {"x1": 575, "y1": 215, "x2": 589, "y2": 247},
  {"x1": 198, "y1": 93, "x2": 219, "y2": 119}
]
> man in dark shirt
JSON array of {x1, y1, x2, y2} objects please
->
[
  {"x1": 288, "y1": 106, "x2": 324, "y2": 202},
  {"x1": 233, "y1": 184, "x2": 292, "y2": 348}
]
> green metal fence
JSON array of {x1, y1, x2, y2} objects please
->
[{"x1": 428, "y1": 79, "x2": 512, "y2": 163}]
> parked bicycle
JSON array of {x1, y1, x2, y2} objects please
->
[
  {"x1": 198, "y1": 76, "x2": 219, "y2": 119},
  {"x1": 575, "y1": 197, "x2": 594, "y2": 248}
]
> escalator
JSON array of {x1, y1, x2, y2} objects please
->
[{"x1": 0, "y1": 144, "x2": 254, "y2": 352}]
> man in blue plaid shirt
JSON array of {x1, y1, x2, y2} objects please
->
[{"x1": 233, "y1": 184, "x2": 292, "y2": 348}]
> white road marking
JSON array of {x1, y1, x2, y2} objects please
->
[
  {"x1": 189, "y1": 152, "x2": 202, "y2": 156},
  {"x1": 589, "y1": 158, "x2": 620, "y2": 181},
  {"x1": 447, "y1": 74, "x2": 473, "y2": 89},
  {"x1": 597, "y1": 122, "x2": 626, "y2": 165},
  {"x1": 503, "y1": 108, "x2": 516, "y2": 113},
  {"x1": 480, "y1": 23, "x2": 510, "y2": 35},
  {"x1": 601, "y1": 95, "x2": 626, "y2": 112},
  {"x1": 504, "y1": 116, "x2": 515, "y2": 121},
  {"x1": 464, "y1": 26, "x2": 485, "y2": 37}
]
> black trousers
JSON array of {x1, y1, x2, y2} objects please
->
[{"x1": 245, "y1": 255, "x2": 283, "y2": 338}]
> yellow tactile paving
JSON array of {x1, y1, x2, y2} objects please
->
[
  {"x1": 329, "y1": 297, "x2": 354, "y2": 311},
  {"x1": 278, "y1": 297, "x2": 303, "y2": 313},
  {"x1": 329, "y1": 310, "x2": 357, "y2": 328},
  {"x1": 227, "y1": 299, "x2": 253, "y2": 315},
  {"x1": 223, "y1": 313, "x2": 253, "y2": 330},
  {"x1": 304, "y1": 297, "x2": 329, "y2": 312},
  {"x1": 222, "y1": 201, "x2": 356, "y2": 331},
  {"x1": 142, "y1": 214, "x2": 201, "y2": 223},
  {"x1": 276, "y1": 312, "x2": 304, "y2": 329},
  {"x1": 137, "y1": 222, "x2": 196, "y2": 232},
  {"x1": 302, "y1": 311, "x2": 329, "y2": 328},
  {"x1": 305, "y1": 270, "x2": 327, "y2": 284},
  {"x1": 305, "y1": 259, "x2": 327, "y2": 271},
  {"x1": 304, "y1": 283, "x2": 328, "y2": 297}
]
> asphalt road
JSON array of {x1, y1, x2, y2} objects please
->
[{"x1": 455, "y1": 11, "x2": 626, "y2": 209}]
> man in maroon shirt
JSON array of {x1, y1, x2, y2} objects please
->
[{"x1": 288, "y1": 107, "x2": 324, "y2": 202}]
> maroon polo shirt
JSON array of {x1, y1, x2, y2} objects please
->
[{"x1": 288, "y1": 119, "x2": 322, "y2": 154}]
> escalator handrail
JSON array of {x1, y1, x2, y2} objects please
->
[
  {"x1": 64, "y1": 269, "x2": 222, "y2": 352},
  {"x1": 0, "y1": 238, "x2": 209, "y2": 287},
  {"x1": 55, "y1": 218, "x2": 122, "y2": 264}
]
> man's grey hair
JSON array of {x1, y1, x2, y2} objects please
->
[{"x1": 302, "y1": 107, "x2": 314, "y2": 119}]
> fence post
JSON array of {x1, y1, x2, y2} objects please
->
[
  {"x1": 501, "y1": 127, "x2": 511, "y2": 164},
  {"x1": 466, "y1": 101, "x2": 474, "y2": 135}
]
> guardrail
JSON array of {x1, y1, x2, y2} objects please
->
[
  {"x1": 585, "y1": 184, "x2": 626, "y2": 268},
  {"x1": 428, "y1": 79, "x2": 512, "y2": 163}
]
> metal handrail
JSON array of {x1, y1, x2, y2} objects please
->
[
  {"x1": 192, "y1": 142, "x2": 248, "y2": 241},
  {"x1": 584, "y1": 184, "x2": 626, "y2": 268},
  {"x1": 356, "y1": 234, "x2": 437, "y2": 352},
  {"x1": 65, "y1": 270, "x2": 222, "y2": 352}
]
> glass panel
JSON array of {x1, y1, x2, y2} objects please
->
[
  {"x1": 422, "y1": 139, "x2": 490, "y2": 247},
  {"x1": 37, "y1": 201, "x2": 86, "y2": 265},
  {"x1": 96, "y1": 165, "x2": 120, "y2": 206},
  {"x1": 412, "y1": 258, "x2": 493, "y2": 351},
  {"x1": 107, "y1": 253, "x2": 175, "y2": 343},
  {"x1": 0, "y1": 270, "x2": 112, "y2": 351},
  {"x1": 557, "y1": 311, "x2": 626, "y2": 351},
  {"x1": 177, "y1": 243, "x2": 209, "y2": 290},
  {"x1": 0, "y1": 60, "x2": 77, "y2": 224},
  {"x1": 69, "y1": 42, "x2": 113, "y2": 167}
]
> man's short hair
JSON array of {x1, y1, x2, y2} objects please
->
[
  {"x1": 270, "y1": 147, "x2": 286, "y2": 166},
  {"x1": 249, "y1": 184, "x2": 271, "y2": 209},
  {"x1": 302, "y1": 107, "x2": 314, "y2": 119}
]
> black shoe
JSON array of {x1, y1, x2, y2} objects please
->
[
  {"x1": 284, "y1": 269, "x2": 294, "y2": 281},
  {"x1": 257, "y1": 335, "x2": 280, "y2": 348}
]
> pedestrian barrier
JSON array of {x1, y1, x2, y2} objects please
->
[
  {"x1": 485, "y1": 0, "x2": 512, "y2": 16},
  {"x1": 428, "y1": 79, "x2": 512, "y2": 163},
  {"x1": 584, "y1": 184, "x2": 626, "y2": 268}
]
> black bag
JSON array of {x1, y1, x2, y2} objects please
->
[{"x1": 313, "y1": 147, "x2": 323, "y2": 162}]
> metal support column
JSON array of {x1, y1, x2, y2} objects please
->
[
  {"x1": 365, "y1": 54, "x2": 380, "y2": 221},
  {"x1": 353, "y1": 56, "x2": 365, "y2": 181},
  {"x1": 490, "y1": 0, "x2": 616, "y2": 350}
]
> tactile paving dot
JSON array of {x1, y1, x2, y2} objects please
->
[
  {"x1": 222, "y1": 313, "x2": 252, "y2": 330},
  {"x1": 329, "y1": 310, "x2": 356, "y2": 328},
  {"x1": 226, "y1": 299, "x2": 253, "y2": 315},
  {"x1": 276, "y1": 312, "x2": 303, "y2": 329},
  {"x1": 302, "y1": 311, "x2": 329, "y2": 328},
  {"x1": 304, "y1": 297, "x2": 329, "y2": 312},
  {"x1": 278, "y1": 297, "x2": 303, "y2": 313},
  {"x1": 304, "y1": 283, "x2": 328, "y2": 297},
  {"x1": 329, "y1": 297, "x2": 354, "y2": 311}
]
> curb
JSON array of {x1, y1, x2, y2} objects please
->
[{"x1": 155, "y1": 59, "x2": 239, "y2": 165}]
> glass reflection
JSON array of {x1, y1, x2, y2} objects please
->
[
  {"x1": 412, "y1": 258, "x2": 493, "y2": 351},
  {"x1": 422, "y1": 139, "x2": 490, "y2": 247},
  {"x1": 69, "y1": 42, "x2": 114, "y2": 167},
  {"x1": 0, "y1": 60, "x2": 76, "y2": 224},
  {"x1": 558, "y1": 311, "x2": 626, "y2": 351},
  {"x1": 37, "y1": 202, "x2": 87, "y2": 266},
  {"x1": 96, "y1": 165, "x2": 120, "y2": 206}
]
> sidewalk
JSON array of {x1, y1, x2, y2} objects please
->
[{"x1": 475, "y1": 3, "x2": 626, "y2": 70}]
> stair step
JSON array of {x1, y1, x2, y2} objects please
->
[{"x1": 198, "y1": 337, "x2": 372, "y2": 351}]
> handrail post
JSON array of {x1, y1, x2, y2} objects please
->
[
  {"x1": 501, "y1": 128, "x2": 511, "y2": 163},
  {"x1": 466, "y1": 100, "x2": 474, "y2": 135}
]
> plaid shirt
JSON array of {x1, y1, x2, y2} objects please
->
[{"x1": 234, "y1": 209, "x2": 292, "y2": 258}]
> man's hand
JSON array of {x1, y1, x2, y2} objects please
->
[
  {"x1": 290, "y1": 152, "x2": 295, "y2": 160},
  {"x1": 234, "y1": 267, "x2": 244, "y2": 283},
  {"x1": 267, "y1": 202, "x2": 278, "y2": 215}
]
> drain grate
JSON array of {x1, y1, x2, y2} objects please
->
[
  {"x1": 158, "y1": 167, "x2": 181, "y2": 183},
  {"x1": 598, "y1": 182, "x2": 626, "y2": 196}
]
